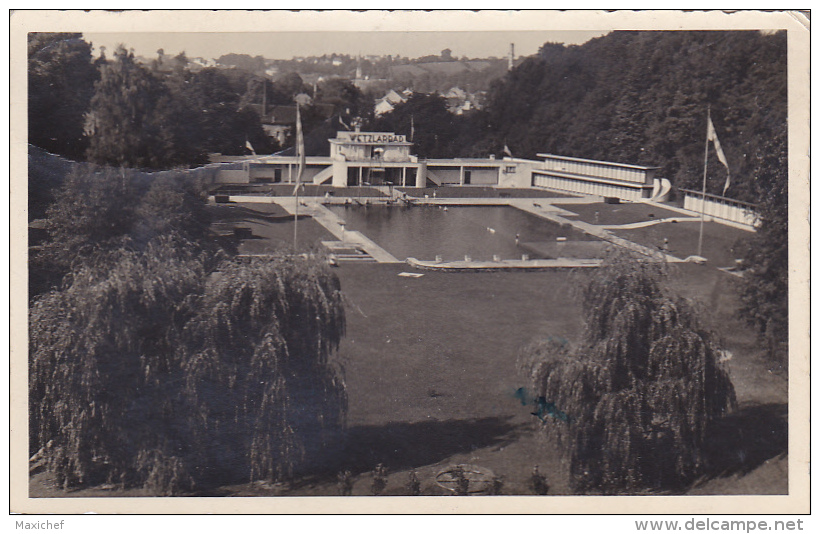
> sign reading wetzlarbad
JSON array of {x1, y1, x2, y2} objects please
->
[{"x1": 336, "y1": 132, "x2": 407, "y2": 143}]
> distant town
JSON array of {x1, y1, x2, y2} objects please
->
[{"x1": 133, "y1": 45, "x2": 516, "y2": 150}]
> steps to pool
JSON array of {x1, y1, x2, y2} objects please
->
[{"x1": 322, "y1": 241, "x2": 377, "y2": 263}]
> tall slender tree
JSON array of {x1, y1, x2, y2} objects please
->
[
  {"x1": 28, "y1": 33, "x2": 98, "y2": 160},
  {"x1": 85, "y1": 45, "x2": 203, "y2": 169}
]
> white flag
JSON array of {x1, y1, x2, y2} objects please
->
[
  {"x1": 707, "y1": 117, "x2": 731, "y2": 195},
  {"x1": 293, "y1": 104, "x2": 305, "y2": 196},
  {"x1": 245, "y1": 139, "x2": 256, "y2": 156},
  {"x1": 503, "y1": 144, "x2": 513, "y2": 157}
]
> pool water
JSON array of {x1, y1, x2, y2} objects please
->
[{"x1": 327, "y1": 205, "x2": 599, "y2": 262}]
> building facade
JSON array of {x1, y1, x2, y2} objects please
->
[
  {"x1": 211, "y1": 131, "x2": 663, "y2": 202},
  {"x1": 532, "y1": 154, "x2": 658, "y2": 201}
]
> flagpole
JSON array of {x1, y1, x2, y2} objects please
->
[
  {"x1": 294, "y1": 175, "x2": 299, "y2": 251},
  {"x1": 697, "y1": 105, "x2": 710, "y2": 258},
  {"x1": 293, "y1": 103, "x2": 302, "y2": 251}
]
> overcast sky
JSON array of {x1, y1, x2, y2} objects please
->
[{"x1": 82, "y1": 30, "x2": 608, "y2": 61}]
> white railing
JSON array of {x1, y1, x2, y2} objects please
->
[{"x1": 681, "y1": 189, "x2": 758, "y2": 228}]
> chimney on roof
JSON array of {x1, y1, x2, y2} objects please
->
[{"x1": 508, "y1": 43, "x2": 515, "y2": 71}]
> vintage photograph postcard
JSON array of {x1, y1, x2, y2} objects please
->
[{"x1": 9, "y1": 9, "x2": 810, "y2": 516}]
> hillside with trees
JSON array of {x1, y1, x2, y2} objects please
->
[{"x1": 483, "y1": 31, "x2": 787, "y2": 205}]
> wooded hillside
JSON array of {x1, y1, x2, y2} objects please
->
[{"x1": 483, "y1": 30, "x2": 787, "y2": 204}]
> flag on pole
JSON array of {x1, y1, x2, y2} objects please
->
[
  {"x1": 245, "y1": 139, "x2": 256, "y2": 156},
  {"x1": 293, "y1": 104, "x2": 305, "y2": 196},
  {"x1": 707, "y1": 116, "x2": 731, "y2": 195},
  {"x1": 503, "y1": 143, "x2": 513, "y2": 157},
  {"x1": 410, "y1": 115, "x2": 415, "y2": 143}
]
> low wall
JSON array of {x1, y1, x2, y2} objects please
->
[{"x1": 682, "y1": 191, "x2": 758, "y2": 228}]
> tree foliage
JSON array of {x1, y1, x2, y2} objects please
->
[
  {"x1": 132, "y1": 173, "x2": 212, "y2": 247},
  {"x1": 30, "y1": 235, "x2": 347, "y2": 494},
  {"x1": 522, "y1": 251, "x2": 736, "y2": 493},
  {"x1": 69, "y1": 46, "x2": 274, "y2": 168},
  {"x1": 29, "y1": 151, "x2": 347, "y2": 494},
  {"x1": 29, "y1": 237, "x2": 210, "y2": 492},
  {"x1": 28, "y1": 33, "x2": 98, "y2": 160},
  {"x1": 737, "y1": 123, "x2": 788, "y2": 350},
  {"x1": 372, "y1": 94, "x2": 458, "y2": 158},
  {"x1": 315, "y1": 77, "x2": 370, "y2": 119},
  {"x1": 29, "y1": 164, "x2": 214, "y2": 297},
  {"x1": 85, "y1": 46, "x2": 203, "y2": 169},
  {"x1": 181, "y1": 256, "x2": 347, "y2": 484},
  {"x1": 33, "y1": 166, "x2": 145, "y2": 285}
]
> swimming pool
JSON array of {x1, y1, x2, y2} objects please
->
[{"x1": 327, "y1": 205, "x2": 599, "y2": 262}]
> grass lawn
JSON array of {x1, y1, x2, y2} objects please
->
[
  {"x1": 555, "y1": 201, "x2": 690, "y2": 225},
  {"x1": 292, "y1": 261, "x2": 786, "y2": 497},
  {"x1": 613, "y1": 221, "x2": 753, "y2": 268},
  {"x1": 208, "y1": 202, "x2": 334, "y2": 254}
]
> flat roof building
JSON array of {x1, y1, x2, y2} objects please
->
[
  {"x1": 532, "y1": 154, "x2": 660, "y2": 201},
  {"x1": 210, "y1": 131, "x2": 664, "y2": 202}
]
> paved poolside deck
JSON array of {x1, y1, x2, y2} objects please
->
[
  {"x1": 220, "y1": 194, "x2": 737, "y2": 267},
  {"x1": 271, "y1": 197, "x2": 401, "y2": 263}
]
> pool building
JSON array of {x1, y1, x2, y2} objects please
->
[{"x1": 210, "y1": 130, "x2": 665, "y2": 202}]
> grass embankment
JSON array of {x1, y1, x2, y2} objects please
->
[{"x1": 555, "y1": 202, "x2": 687, "y2": 225}]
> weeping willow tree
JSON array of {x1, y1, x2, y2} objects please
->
[
  {"x1": 522, "y1": 250, "x2": 736, "y2": 494},
  {"x1": 30, "y1": 238, "x2": 347, "y2": 494},
  {"x1": 181, "y1": 255, "x2": 347, "y2": 485},
  {"x1": 29, "y1": 237, "x2": 209, "y2": 493}
]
